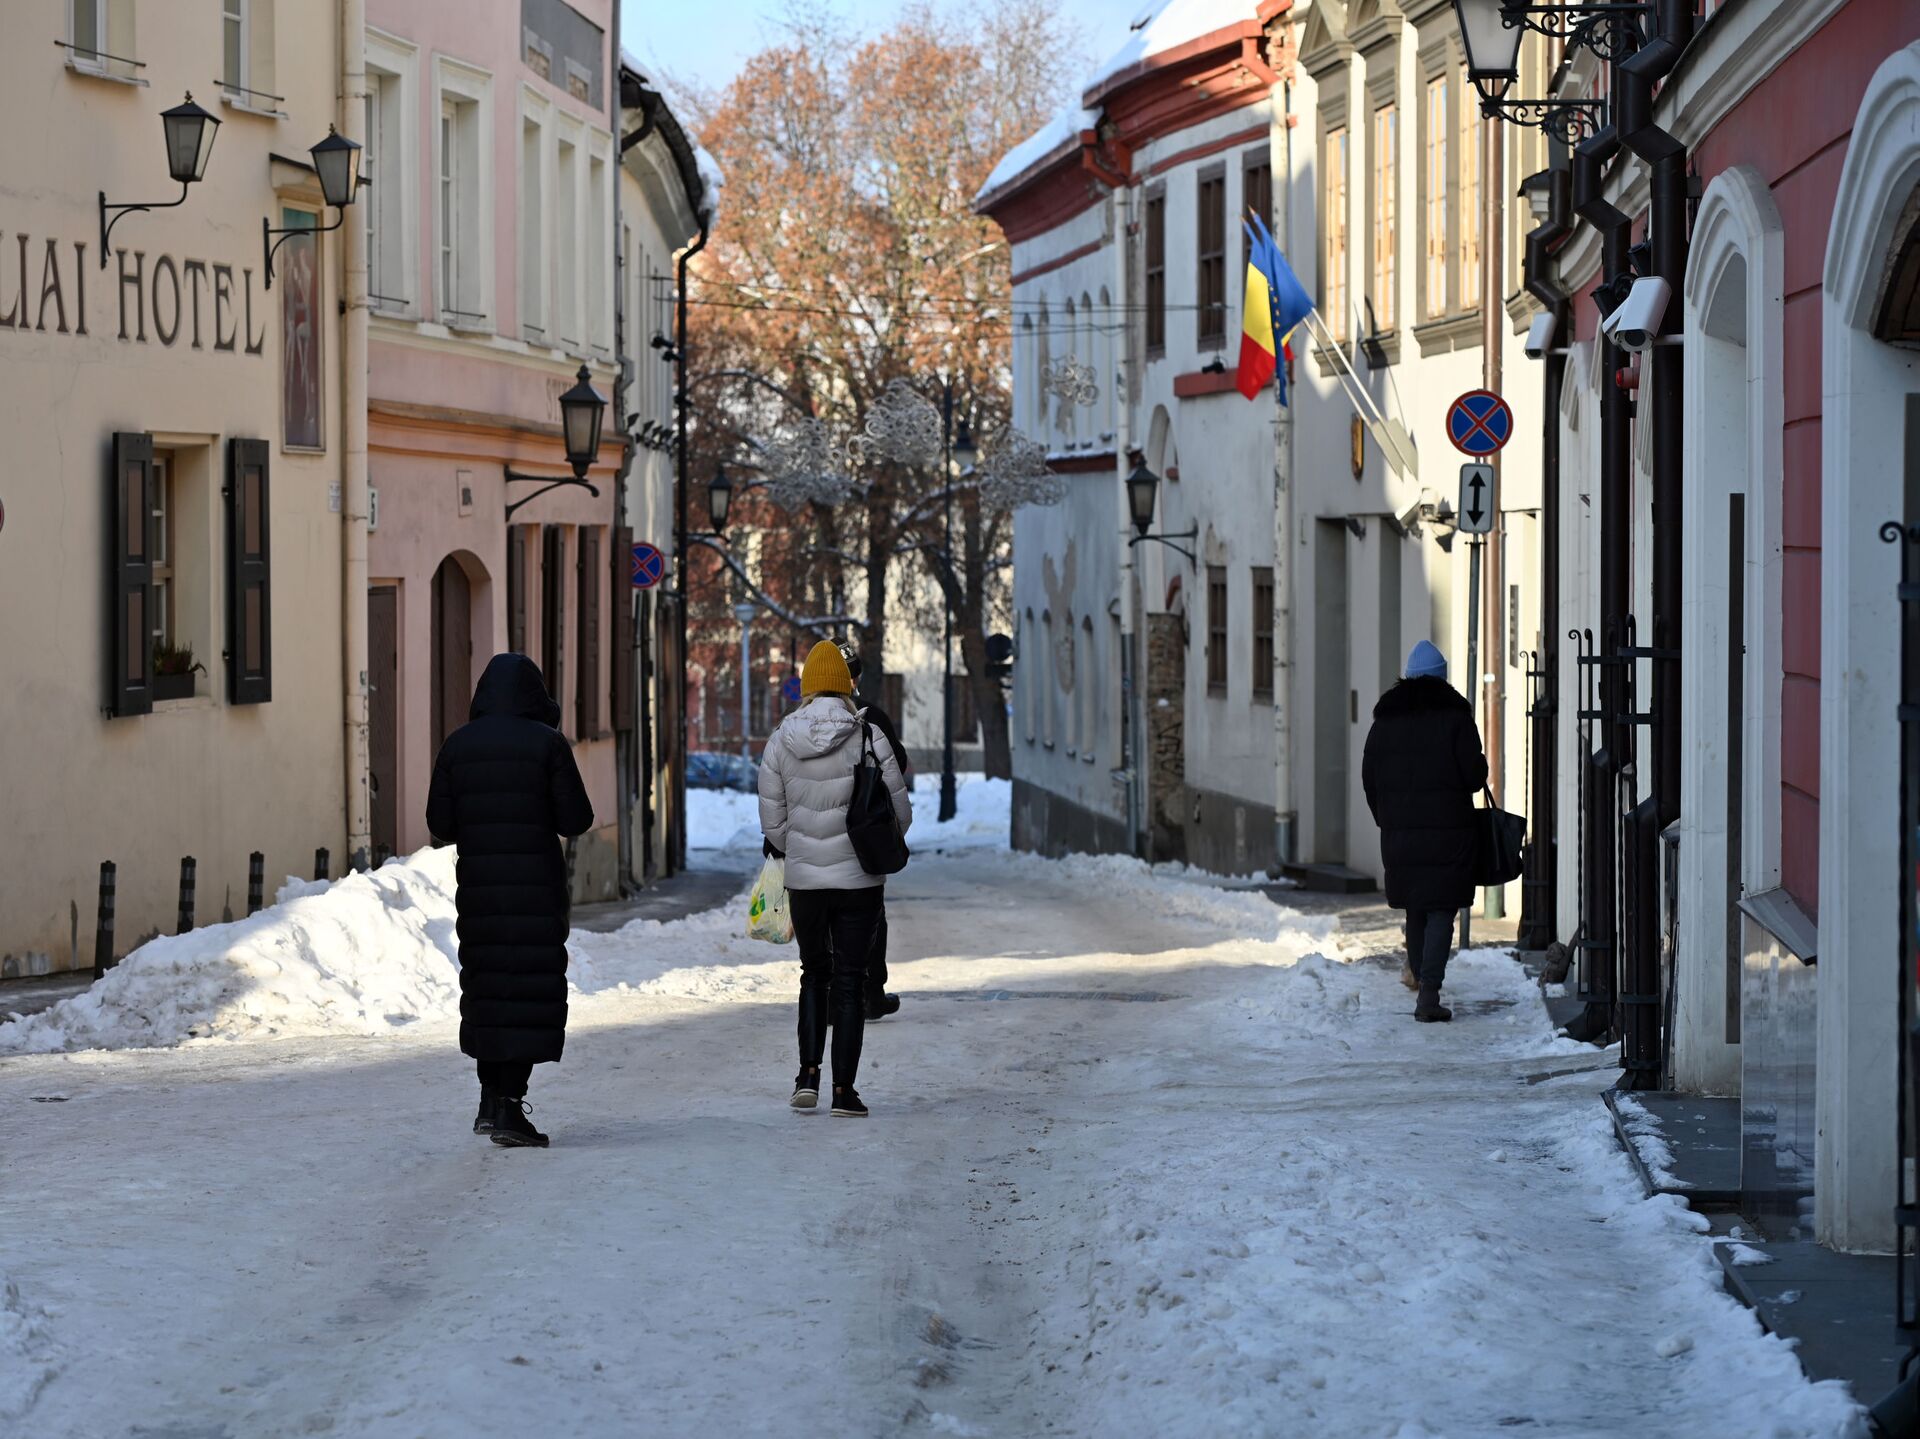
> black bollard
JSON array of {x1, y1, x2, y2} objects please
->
[
  {"x1": 373, "y1": 843, "x2": 391, "y2": 868},
  {"x1": 176, "y1": 857, "x2": 196, "y2": 935},
  {"x1": 247, "y1": 852, "x2": 265, "y2": 915},
  {"x1": 93, "y1": 861, "x2": 116, "y2": 978},
  {"x1": 314, "y1": 847, "x2": 330, "y2": 882}
]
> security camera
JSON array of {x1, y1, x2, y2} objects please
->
[
  {"x1": 1395, "y1": 491, "x2": 1428, "y2": 531},
  {"x1": 1600, "y1": 275, "x2": 1672, "y2": 354},
  {"x1": 1524, "y1": 311, "x2": 1558, "y2": 360}
]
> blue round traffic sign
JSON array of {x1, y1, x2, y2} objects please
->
[
  {"x1": 1446, "y1": 390, "x2": 1514, "y2": 457},
  {"x1": 630, "y1": 542, "x2": 666, "y2": 589},
  {"x1": 780, "y1": 675, "x2": 803, "y2": 706}
]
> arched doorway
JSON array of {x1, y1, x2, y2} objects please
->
[
  {"x1": 1819, "y1": 41, "x2": 1920, "y2": 1253},
  {"x1": 430, "y1": 551, "x2": 490, "y2": 756}
]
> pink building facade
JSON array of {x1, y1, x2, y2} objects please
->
[{"x1": 359, "y1": 0, "x2": 624, "y2": 895}]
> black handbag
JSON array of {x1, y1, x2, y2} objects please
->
[
  {"x1": 1474, "y1": 785, "x2": 1527, "y2": 886},
  {"x1": 847, "y1": 720, "x2": 910, "y2": 876}
]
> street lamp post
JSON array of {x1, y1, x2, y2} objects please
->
[
  {"x1": 733, "y1": 600, "x2": 757, "y2": 761},
  {"x1": 938, "y1": 385, "x2": 978, "y2": 825}
]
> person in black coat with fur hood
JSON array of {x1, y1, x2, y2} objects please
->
[
  {"x1": 1361, "y1": 640, "x2": 1489, "y2": 1023},
  {"x1": 427, "y1": 653, "x2": 594, "y2": 1147}
]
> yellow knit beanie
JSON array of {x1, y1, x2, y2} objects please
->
[{"x1": 800, "y1": 640, "x2": 854, "y2": 699}]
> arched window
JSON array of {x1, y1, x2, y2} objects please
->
[
  {"x1": 1098, "y1": 286, "x2": 1114, "y2": 444},
  {"x1": 1081, "y1": 616, "x2": 1097, "y2": 761},
  {"x1": 1058, "y1": 298, "x2": 1075, "y2": 437},
  {"x1": 1041, "y1": 609, "x2": 1056, "y2": 748},
  {"x1": 1021, "y1": 607, "x2": 1037, "y2": 743},
  {"x1": 1019, "y1": 314, "x2": 1034, "y2": 432},
  {"x1": 1078, "y1": 292, "x2": 1093, "y2": 446},
  {"x1": 1035, "y1": 300, "x2": 1051, "y2": 438}
]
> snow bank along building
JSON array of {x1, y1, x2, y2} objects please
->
[
  {"x1": 0, "y1": 1, "x2": 350, "y2": 975},
  {"x1": 976, "y1": 0, "x2": 1542, "y2": 892}
]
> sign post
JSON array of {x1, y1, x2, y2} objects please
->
[
  {"x1": 1446, "y1": 389, "x2": 1512, "y2": 950},
  {"x1": 630, "y1": 542, "x2": 666, "y2": 589}
]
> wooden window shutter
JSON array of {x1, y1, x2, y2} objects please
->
[
  {"x1": 225, "y1": 438, "x2": 273, "y2": 704},
  {"x1": 576, "y1": 525, "x2": 601, "y2": 736},
  {"x1": 542, "y1": 525, "x2": 566, "y2": 732},
  {"x1": 610, "y1": 525, "x2": 634, "y2": 734},
  {"x1": 108, "y1": 432, "x2": 155, "y2": 717},
  {"x1": 507, "y1": 526, "x2": 528, "y2": 655}
]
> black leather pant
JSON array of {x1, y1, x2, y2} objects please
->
[
  {"x1": 1405, "y1": 909, "x2": 1456, "y2": 988},
  {"x1": 866, "y1": 911, "x2": 889, "y2": 1003},
  {"x1": 789, "y1": 887, "x2": 884, "y2": 1090}
]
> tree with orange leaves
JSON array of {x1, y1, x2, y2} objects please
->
[{"x1": 673, "y1": 0, "x2": 1082, "y2": 778}]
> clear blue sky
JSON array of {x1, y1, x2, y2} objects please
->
[{"x1": 624, "y1": 0, "x2": 1136, "y2": 105}]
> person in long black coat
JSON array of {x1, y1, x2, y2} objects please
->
[
  {"x1": 842, "y1": 643, "x2": 909, "y2": 1021},
  {"x1": 1361, "y1": 640, "x2": 1488, "y2": 1023},
  {"x1": 426, "y1": 653, "x2": 594, "y2": 1146}
]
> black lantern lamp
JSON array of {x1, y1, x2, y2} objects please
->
[
  {"x1": 263, "y1": 125, "x2": 364, "y2": 289},
  {"x1": 99, "y1": 94, "x2": 222, "y2": 268},
  {"x1": 1125, "y1": 455, "x2": 1198, "y2": 565},
  {"x1": 1452, "y1": 0, "x2": 1640, "y2": 140},
  {"x1": 1454, "y1": 0, "x2": 1525, "y2": 104},
  {"x1": 505, "y1": 364, "x2": 608, "y2": 518},
  {"x1": 951, "y1": 419, "x2": 979, "y2": 473},
  {"x1": 559, "y1": 365, "x2": 607, "y2": 479},
  {"x1": 707, "y1": 466, "x2": 735, "y2": 534}
]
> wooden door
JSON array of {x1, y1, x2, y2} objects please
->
[
  {"x1": 430, "y1": 556, "x2": 472, "y2": 755},
  {"x1": 368, "y1": 585, "x2": 399, "y2": 856}
]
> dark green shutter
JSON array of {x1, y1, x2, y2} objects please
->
[
  {"x1": 507, "y1": 526, "x2": 528, "y2": 655},
  {"x1": 577, "y1": 526, "x2": 601, "y2": 736},
  {"x1": 108, "y1": 432, "x2": 155, "y2": 717},
  {"x1": 611, "y1": 526, "x2": 634, "y2": 734},
  {"x1": 225, "y1": 437, "x2": 272, "y2": 704}
]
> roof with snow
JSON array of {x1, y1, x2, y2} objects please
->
[
  {"x1": 973, "y1": 104, "x2": 1098, "y2": 212},
  {"x1": 1085, "y1": 0, "x2": 1263, "y2": 102}
]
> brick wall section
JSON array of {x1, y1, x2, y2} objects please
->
[{"x1": 1146, "y1": 614, "x2": 1188, "y2": 862}]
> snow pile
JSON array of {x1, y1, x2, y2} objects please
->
[
  {"x1": 689, "y1": 774, "x2": 1011, "y2": 853},
  {"x1": 693, "y1": 142, "x2": 725, "y2": 222},
  {"x1": 0, "y1": 1277, "x2": 57, "y2": 1422},
  {"x1": 1613, "y1": 1092, "x2": 1685, "y2": 1189},
  {"x1": 688, "y1": 787, "x2": 763, "y2": 851},
  {"x1": 0, "y1": 853, "x2": 466, "y2": 1055}
]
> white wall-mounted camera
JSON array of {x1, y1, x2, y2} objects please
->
[
  {"x1": 1524, "y1": 311, "x2": 1559, "y2": 360},
  {"x1": 1599, "y1": 275, "x2": 1674, "y2": 354}
]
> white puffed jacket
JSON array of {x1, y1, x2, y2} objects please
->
[{"x1": 758, "y1": 695, "x2": 913, "y2": 890}]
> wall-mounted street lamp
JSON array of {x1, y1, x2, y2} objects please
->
[
  {"x1": 1452, "y1": 0, "x2": 1632, "y2": 141},
  {"x1": 99, "y1": 94, "x2": 221, "y2": 268},
  {"x1": 262, "y1": 125, "x2": 363, "y2": 289},
  {"x1": 1125, "y1": 457, "x2": 1198, "y2": 567},
  {"x1": 504, "y1": 364, "x2": 608, "y2": 519},
  {"x1": 706, "y1": 465, "x2": 735, "y2": 535}
]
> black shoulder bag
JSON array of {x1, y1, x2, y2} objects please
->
[
  {"x1": 1474, "y1": 785, "x2": 1528, "y2": 886},
  {"x1": 847, "y1": 720, "x2": 910, "y2": 876}
]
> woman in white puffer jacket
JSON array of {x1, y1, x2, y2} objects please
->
[{"x1": 759, "y1": 641, "x2": 912, "y2": 1117}]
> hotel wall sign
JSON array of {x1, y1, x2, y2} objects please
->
[{"x1": 0, "y1": 234, "x2": 266, "y2": 356}]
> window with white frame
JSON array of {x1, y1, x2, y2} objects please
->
[
  {"x1": 435, "y1": 61, "x2": 491, "y2": 327},
  {"x1": 1458, "y1": 64, "x2": 1481, "y2": 312},
  {"x1": 520, "y1": 112, "x2": 546, "y2": 340},
  {"x1": 364, "y1": 64, "x2": 409, "y2": 310},
  {"x1": 70, "y1": 0, "x2": 138, "y2": 77},
  {"x1": 1371, "y1": 104, "x2": 1397, "y2": 333},
  {"x1": 589, "y1": 148, "x2": 611, "y2": 354},
  {"x1": 1424, "y1": 74, "x2": 1449, "y2": 321},
  {"x1": 219, "y1": 0, "x2": 277, "y2": 107},
  {"x1": 1323, "y1": 126, "x2": 1348, "y2": 341},
  {"x1": 222, "y1": 0, "x2": 245, "y2": 92},
  {"x1": 554, "y1": 133, "x2": 580, "y2": 348}
]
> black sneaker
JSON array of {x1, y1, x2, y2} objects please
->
[
  {"x1": 830, "y1": 1087, "x2": 869, "y2": 1118},
  {"x1": 474, "y1": 1089, "x2": 498, "y2": 1136},
  {"x1": 865, "y1": 992, "x2": 902, "y2": 1021},
  {"x1": 791, "y1": 1068, "x2": 820, "y2": 1110},
  {"x1": 490, "y1": 1096, "x2": 550, "y2": 1148}
]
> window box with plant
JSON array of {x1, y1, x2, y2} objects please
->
[{"x1": 152, "y1": 642, "x2": 204, "y2": 702}]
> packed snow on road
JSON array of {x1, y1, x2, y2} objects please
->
[{"x1": 0, "y1": 782, "x2": 1864, "y2": 1437}]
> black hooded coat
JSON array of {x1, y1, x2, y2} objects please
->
[
  {"x1": 1360, "y1": 676, "x2": 1489, "y2": 912},
  {"x1": 426, "y1": 654, "x2": 594, "y2": 1063}
]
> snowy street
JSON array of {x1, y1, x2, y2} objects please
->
[{"x1": 0, "y1": 795, "x2": 1862, "y2": 1438}]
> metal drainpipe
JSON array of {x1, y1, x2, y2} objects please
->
[
  {"x1": 1519, "y1": 166, "x2": 1572, "y2": 951},
  {"x1": 674, "y1": 219, "x2": 710, "y2": 874},
  {"x1": 611, "y1": 14, "x2": 631, "y2": 898},
  {"x1": 1566, "y1": 118, "x2": 1633, "y2": 1048},
  {"x1": 1617, "y1": 0, "x2": 1693, "y2": 1090},
  {"x1": 341, "y1": 0, "x2": 371, "y2": 873}
]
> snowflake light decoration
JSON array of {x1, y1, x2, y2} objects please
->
[
  {"x1": 1043, "y1": 354, "x2": 1099, "y2": 408},
  {"x1": 852, "y1": 378, "x2": 943, "y2": 466},
  {"x1": 977, "y1": 428, "x2": 1067, "y2": 511},
  {"x1": 763, "y1": 417, "x2": 855, "y2": 511}
]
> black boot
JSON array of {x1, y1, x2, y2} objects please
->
[
  {"x1": 474, "y1": 1088, "x2": 499, "y2": 1136},
  {"x1": 865, "y1": 992, "x2": 901, "y2": 1021},
  {"x1": 490, "y1": 1096, "x2": 550, "y2": 1148},
  {"x1": 1415, "y1": 984, "x2": 1453, "y2": 1023}
]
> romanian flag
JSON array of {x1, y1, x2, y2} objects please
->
[{"x1": 1237, "y1": 211, "x2": 1314, "y2": 405}]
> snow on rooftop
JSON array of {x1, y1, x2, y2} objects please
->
[
  {"x1": 975, "y1": 104, "x2": 1098, "y2": 208},
  {"x1": 1086, "y1": 0, "x2": 1260, "y2": 98},
  {"x1": 694, "y1": 141, "x2": 725, "y2": 222}
]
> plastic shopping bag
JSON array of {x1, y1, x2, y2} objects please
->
[{"x1": 747, "y1": 857, "x2": 794, "y2": 944}]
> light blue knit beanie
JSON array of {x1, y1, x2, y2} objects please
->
[{"x1": 1405, "y1": 639, "x2": 1448, "y2": 681}]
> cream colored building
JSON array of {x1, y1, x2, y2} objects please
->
[{"x1": 0, "y1": 1, "x2": 350, "y2": 975}]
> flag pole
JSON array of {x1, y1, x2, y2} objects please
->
[{"x1": 1269, "y1": 71, "x2": 1297, "y2": 875}]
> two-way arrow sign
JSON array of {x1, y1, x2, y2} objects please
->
[{"x1": 1457, "y1": 463, "x2": 1495, "y2": 535}]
